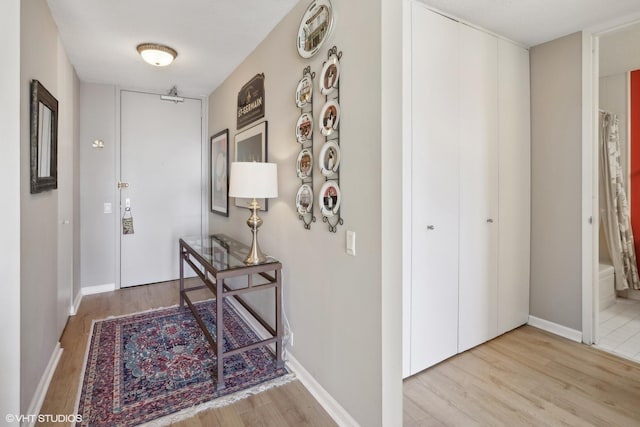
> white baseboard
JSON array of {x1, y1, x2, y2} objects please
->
[
  {"x1": 81, "y1": 283, "x2": 116, "y2": 296},
  {"x1": 69, "y1": 290, "x2": 82, "y2": 316},
  {"x1": 627, "y1": 289, "x2": 640, "y2": 301},
  {"x1": 528, "y1": 315, "x2": 582, "y2": 343},
  {"x1": 286, "y1": 354, "x2": 360, "y2": 427},
  {"x1": 600, "y1": 294, "x2": 616, "y2": 311},
  {"x1": 226, "y1": 298, "x2": 359, "y2": 427},
  {"x1": 25, "y1": 343, "x2": 63, "y2": 427}
]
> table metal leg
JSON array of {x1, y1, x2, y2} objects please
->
[
  {"x1": 179, "y1": 244, "x2": 185, "y2": 306},
  {"x1": 216, "y1": 278, "x2": 226, "y2": 391},
  {"x1": 275, "y1": 268, "x2": 284, "y2": 369}
]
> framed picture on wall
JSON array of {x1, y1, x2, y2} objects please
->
[
  {"x1": 234, "y1": 121, "x2": 268, "y2": 211},
  {"x1": 210, "y1": 129, "x2": 229, "y2": 216}
]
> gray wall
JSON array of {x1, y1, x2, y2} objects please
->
[
  {"x1": 599, "y1": 73, "x2": 628, "y2": 263},
  {"x1": 20, "y1": 0, "x2": 80, "y2": 411},
  {"x1": 599, "y1": 73, "x2": 628, "y2": 179},
  {"x1": 380, "y1": 0, "x2": 404, "y2": 424},
  {"x1": 208, "y1": 0, "x2": 403, "y2": 424},
  {"x1": 80, "y1": 84, "x2": 117, "y2": 289},
  {"x1": 72, "y1": 68, "x2": 82, "y2": 303},
  {"x1": 530, "y1": 32, "x2": 583, "y2": 331},
  {"x1": 0, "y1": 0, "x2": 22, "y2": 416},
  {"x1": 599, "y1": 73, "x2": 628, "y2": 145},
  {"x1": 57, "y1": 37, "x2": 81, "y2": 330}
]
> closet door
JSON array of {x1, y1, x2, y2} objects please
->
[
  {"x1": 498, "y1": 39, "x2": 531, "y2": 334},
  {"x1": 409, "y1": 4, "x2": 460, "y2": 374},
  {"x1": 458, "y1": 24, "x2": 499, "y2": 353}
]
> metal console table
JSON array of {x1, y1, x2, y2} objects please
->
[{"x1": 179, "y1": 233, "x2": 284, "y2": 391}]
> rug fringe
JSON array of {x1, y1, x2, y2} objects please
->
[
  {"x1": 137, "y1": 373, "x2": 297, "y2": 427},
  {"x1": 96, "y1": 300, "x2": 215, "y2": 322}
]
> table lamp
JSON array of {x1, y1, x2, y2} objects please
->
[{"x1": 228, "y1": 162, "x2": 278, "y2": 264}]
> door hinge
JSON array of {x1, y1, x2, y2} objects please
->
[{"x1": 118, "y1": 181, "x2": 129, "y2": 189}]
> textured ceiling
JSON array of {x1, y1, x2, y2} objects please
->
[{"x1": 47, "y1": 0, "x2": 299, "y2": 97}]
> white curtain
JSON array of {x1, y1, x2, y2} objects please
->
[{"x1": 599, "y1": 111, "x2": 640, "y2": 291}]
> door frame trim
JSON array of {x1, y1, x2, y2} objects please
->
[
  {"x1": 584, "y1": 17, "x2": 640, "y2": 344},
  {"x1": 114, "y1": 86, "x2": 121, "y2": 289},
  {"x1": 581, "y1": 31, "x2": 596, "y2": 345},
  {"x1": 401, "y1": 0, "x2": 413, "y2": 378}
]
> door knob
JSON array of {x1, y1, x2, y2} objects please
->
[
  {"x1": 486, "y1": 218, "x2": 494, "y2": 223},
  {"x1": 427, "y1": 225, "x2": 435, "y2": 230}
]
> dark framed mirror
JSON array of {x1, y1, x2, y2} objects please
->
[{"x1": 30, "y1": 79, "x2": 58, "y2": 193}]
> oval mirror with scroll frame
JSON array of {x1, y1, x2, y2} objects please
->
[
  {"x1": 30, "y1": 79, "x2": 58, "y2": 194},
  {"x1": 296, "y1": 0, "x2": 335, "y2": 58}
]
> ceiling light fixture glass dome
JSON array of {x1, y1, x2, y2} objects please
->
[{"x1": 136, "y1": 43, "x2": 177, "y2": 67}]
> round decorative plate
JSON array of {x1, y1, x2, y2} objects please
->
[
  {"x1": 296, "y1": 184, "x2": 314, "y2": 215},
  {"x1": 296, "y1": 0, "x2": 335, "y2": 59},
  {"x1": 318, "y1": 140, "x2": 340, "y2": 176},
  {"x1": 295, "y1": 75, "x2": 313, "y2": 107},
  {"x1": 296, "y1": 112, "x2": 313, "y2": 143},
  {"x1": 319, "y1": 54, "x2": 340, "y2": 95},
  {"x1": 318, "y1": 181, "x2": 341, "y2": 217},
  {"x1": 318, "y1": 100, "x2": 340, "y2": 136},
  {"x1": 296, "y1": 148, "x2": 313, "y2": 179}
]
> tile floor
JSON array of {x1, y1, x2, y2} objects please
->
[{"x1": 597, "y1": 298, "x2": 640, "y2": 363}]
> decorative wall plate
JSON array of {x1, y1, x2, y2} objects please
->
[
  {"x1": 319, "y1": 54, "x2": 340, "y2": 95},
  {"x1": 318, "y1": 100, "x2": 340, "y2": 136},
  {"x1": 296, "y1": 184, "x2": 314, "y2": 215},
  {"x1": 319, "y1": 181, "x2": 341, "y2": 217},
  {"x1": 296, "y1": 112, "x2": 313, "y2": 143},
  {"x1": 296, "y1": 75, "x2": 313, "y2": 107},
  {"x1": 296, "y1": 148, "x2": 314, "y2": 179},
  {"x1": 296, "y1": 0, "x2": 335, "y2": 59},
  {"x1": 318, "y1": 140, "x2": 340, "y2": 176}
]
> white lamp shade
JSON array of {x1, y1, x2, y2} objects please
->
[{"x1": 229, "y1": 162, "x2": 278, "y2": 199}]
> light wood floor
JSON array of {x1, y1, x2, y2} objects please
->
[
  {"x1": 39, "y1": 282, "x2": 640, "y2": 427},
  {"x1": 404, "y1": 325, "x2": 640, "y2": 426},
  {"x1": 38, "y1": 280, "x2": 336, "y2": 427}
]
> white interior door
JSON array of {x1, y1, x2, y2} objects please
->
[
  {"x1": 120, "y1": 90, "x2": 202, "y2": 288},
  {"x1": 497, "y1": 39, "x2": 531, "y2": 334},
  {"x1": 409, "y1": 4, "x2": 460, "y2": 375},
  {"x1": 458, "y1": 24, "x2": 499, "y2": 353}
]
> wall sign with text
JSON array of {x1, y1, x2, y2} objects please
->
[{"x1": 237, "y1": 73, "x2": 265, "y2": 129}]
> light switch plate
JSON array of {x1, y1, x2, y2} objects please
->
[
  {"x1": 103, "y1": 203, "x2": 112, "y2": 214},
  {"x1": 346, "y1": 230, "x2": 356, "y2": 256}
]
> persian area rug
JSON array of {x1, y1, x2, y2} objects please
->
[{"x1": 75, "y1": 299, "x2": 291, "y2": 427}]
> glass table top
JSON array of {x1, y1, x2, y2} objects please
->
[{"x1": 180, "y1": 233, "x2": 278, "y2": 272}]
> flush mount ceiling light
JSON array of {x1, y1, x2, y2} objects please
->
[{"x1": 136, "y1": 43, "x2": 177, "y2": 67}]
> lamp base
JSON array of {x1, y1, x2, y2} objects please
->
[{"x1": 244, "y1": 198, "x2": 266, "y2": 265}]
